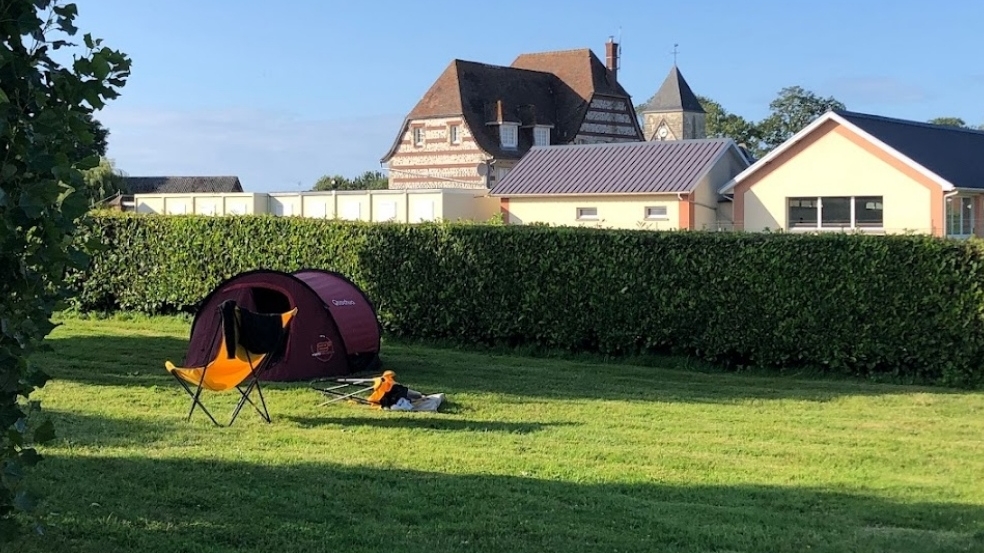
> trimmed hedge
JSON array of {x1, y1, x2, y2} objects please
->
[{"x1": 71, "y1": 213, "x2": 984, "y2": 387}]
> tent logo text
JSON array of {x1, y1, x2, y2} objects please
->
[{"x1": 332, "y1": 299, "x2": 356, "y2": 306}]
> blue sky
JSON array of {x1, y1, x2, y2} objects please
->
[{"x1": 74, "y1": 0, "x2": 984, "y2": 192}]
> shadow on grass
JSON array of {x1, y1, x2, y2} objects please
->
[
  {"x1": 12, "y1": 455, "x2": 984, "y2": 553},
  {"x1": 37, "y1": 335, "x2": 972, "y2": 404},
  {"x1": 39, "y1": 410, "x2": 177, "y2": 448},
  {"x1": 286, "y1": 415, "x2": 574, "y2": 434}
]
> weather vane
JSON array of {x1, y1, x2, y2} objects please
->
[{"x1": 671, "y1": 43, "x2": 679, "y2": 64}]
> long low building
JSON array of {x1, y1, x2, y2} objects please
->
[{"x1": 132, "y1": 187, "x2": 501, "y2": 223}]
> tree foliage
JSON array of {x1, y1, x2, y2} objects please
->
[
  {"x1": 927, "y1": 117, "x2": 968, "y2": 128},
  {"x1": 82, "y1": 157, "x2": 128, "y2": 207},
  {"x1": 696, "y1": 95, "x2": 761, "y2": 153},
  {"x1": 756, "y1": 86, "x2": 845, "y2": 152},
  {"x1": 0, "y1": 0, "x2": 130, "y2": 539},
  {"x1": 312, "y1": 170, "x2": 388, "y2": 191},
  {"x1": 70, "y1": 113, "x2": 109, "y2": 162}
]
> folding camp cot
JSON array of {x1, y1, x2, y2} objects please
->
[
  {"x1": 165, "y1": 300, "x2": 297, "y2": 426},
  {"x1": 311, "y1": 370, "x2": 402, "y2": 407},
  {"x1": 311, "y1": 370, "x2": 444, "y2": 411}
]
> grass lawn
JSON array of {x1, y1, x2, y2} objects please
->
[{"x1": 8, "y1": 314, "x2": 984, "y2": 553}]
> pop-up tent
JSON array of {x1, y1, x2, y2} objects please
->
[{"x1": 180, "y1": 268, "x2": 381, "y2": 382}]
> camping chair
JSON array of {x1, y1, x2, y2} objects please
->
[{"x1": 165, "y1": 300, "x2": 297, "y2": 426}]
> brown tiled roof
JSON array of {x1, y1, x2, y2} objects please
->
[
  {"x1": 511, "y1": 48, "x2": 630, "y2": 99},
  {"x1": 490, "y1": 138, "x2": 748, "y2": 196},
  {"x1": 381, "y1": 46, "x2": 637, "y2": 163},
  {"x1": 125, "y1": 176, "x2": 244, "y2": 194},
  {"x1": 404, "y1": 60, "x2": 559, "y2": 160}
]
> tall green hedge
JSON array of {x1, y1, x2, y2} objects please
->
[{"x1": 71, "y1": 213, "x2": 984, "y2": 387}]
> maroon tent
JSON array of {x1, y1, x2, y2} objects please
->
[{"x1": 181, "y1": 268, "x2": 381, "y2": 381}]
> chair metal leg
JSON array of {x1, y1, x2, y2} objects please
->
[
  {"x1": 171, "y1": 371, "x2": 221, "y2": 426},
  {"x1": 229, "y1": 377, "x2": 270, "y2": 426}
]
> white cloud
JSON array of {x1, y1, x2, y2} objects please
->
[
  {"x1": 96, "y1": 106, "x2": 404, "y2": 192},
  {"x1": 824, "y1": 76, "x2": 932, "y2": 105}
]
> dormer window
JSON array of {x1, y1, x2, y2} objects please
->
[
  {"x1": 533, "y1": 126, "x2": 550, "y2": 146},
  {"x1": 500, "y1": 123, "x2": 518, "y2": 149}
]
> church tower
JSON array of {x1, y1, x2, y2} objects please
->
[{"x1": 641, "y1": 65, "x2": 706, "y2": 141}]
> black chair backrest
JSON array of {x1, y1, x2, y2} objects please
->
[{"x1": 219, "y1": 300, "x2": 291, "y2": 361}]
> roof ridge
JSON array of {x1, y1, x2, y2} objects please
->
[
  {"x1": 527, "y1": 137, "x2": 734, "y2": 151},
  {"x1": 513, "y1": 48, "x2": 592, "y2": 58},
  {"x1": 836, "y1": 109, "x2": 984, "y2": 136},
  {"x1": 452, "y1": 58, "x2": 557, "y2": 78}
]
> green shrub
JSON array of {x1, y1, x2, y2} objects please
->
[{"x1": 71, "y1": 213, "x2": 984, "y2": 388}]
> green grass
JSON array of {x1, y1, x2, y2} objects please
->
[{"x1": 8, "y1": 314, "x2": 984, "y2": 552}]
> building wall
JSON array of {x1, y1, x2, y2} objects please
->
[
  {"x1": 136, "y1": 193, "x2": 261, "y2": 216},
  {"x1": 691, "y1": 148, "x2": 749, "y2": 231},
  {"x1": 386, "y1": 116, "x2": 491, "y2": 190},
  {"x1": 441, "y1": 189, "x2": 501, "y2": 222},
  {"x1": 643, "y1": 111, "x2": 706, "y2": 141},
  {"x1": 735, "y1": 121, "x2": 941, "y2": 234},
  {"x1": 574, "y1": 94, "x2": 643, "y2": 144},
  {"x1": 136, "y1": 189, "x2": 497, "y2": 223},
  {"x1": 502, "y1": 195, "x2": 684, "y2": 230}
]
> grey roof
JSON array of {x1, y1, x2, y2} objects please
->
[
  {"x1": 124, "y1": 176, "x2": 244, "y2": 194},
  {"x1": 490, "y1": 138, "x2": 745, "y2": 196},
  {"x1": 642, "y1": 65, "x2": 705, "y2": 114},
  {"x1": 836, "y1": 110, "x2": 984, "y2": 190}
]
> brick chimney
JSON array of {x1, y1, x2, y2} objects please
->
[{"x1": 605, "y1": 37, "x2": 619, "y2": 81}]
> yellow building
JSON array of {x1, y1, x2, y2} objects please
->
[
  {"x1": 489, "y1": 138, "x2": 750, "y2": 231},
  {"x1": 720, "y1": 110, "x2": 984, "y2": 238}
]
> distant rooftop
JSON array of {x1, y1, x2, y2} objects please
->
[{"x1": 124, "y1": 176, "x2": 244, "y2": 195}]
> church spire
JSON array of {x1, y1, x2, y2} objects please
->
[
  {"x1": 642, "y1": 65, "x2": 705, "y2": 114},
  {"x1": 641, "y1": 62, "x2": 707, "y2": 141}
]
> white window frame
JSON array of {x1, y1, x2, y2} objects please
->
[
  {"x1": 500, "y1": 123, "x2": 518, "y2": 149},
  {"x1": 533, "y1": 126, "x2": 550, "y2": 147},
  {"x1": 644, "y1": 205, "x2": 668, "y2": 220},
  {"x1": 786, "y1": 195, "x2": 884, "y2": 232},
  {"x1": 576, "y1": 207, "x2": 598, "y2": 221},
  {"x1": 412, "y1": 127, "x2": 425, "y2": 147},
  {"x1": 946, "y1": 196, "x2": 975, "y2": 238},
  {"x1": 449, "y1": 124, "x2": 461, "y2": 145}
]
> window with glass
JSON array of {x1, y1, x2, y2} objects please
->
[
  {"x1": 787, "y1": 196, "x2": 883, "y2": 230},
  {"x1": 576, "y1": 207, "x2": 598, "y2": 220},
  {"x1": 946, "y1": 196, "x2": 974, "y2": 237},
  {"x1": 500, "y1": 123, "x2": 518, "y2": 149},
  {"x1": 533, "y1": 126, "x2": 550, "y2": 146},
  {"x1": 645, "y1": 206, "x2": 668, "y2": 220}
]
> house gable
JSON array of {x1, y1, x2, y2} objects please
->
[
  {"x1": 721, "y1": 111, "x2": 956, "y2": 195},
  {"x1": 384, "y1": 116, "x2": 490, "y2": 189},
  {"x1": 729, "y1": 116, "x2": 946, "y2": 234},
  {"x1": 575, "y1": 93, "x2": 644, "y2": 143}
]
